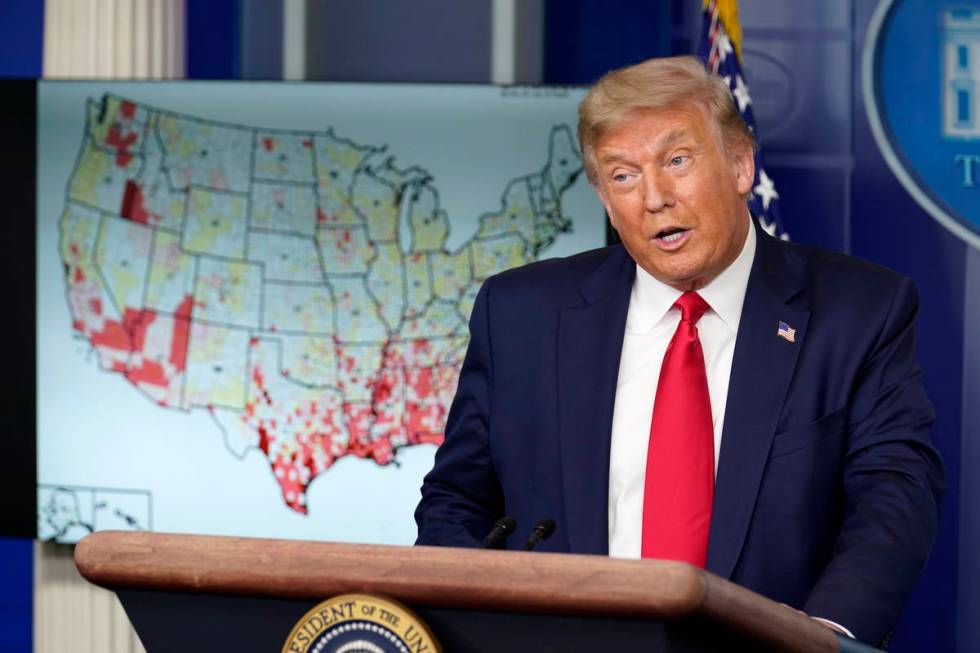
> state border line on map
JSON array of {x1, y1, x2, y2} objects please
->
[
  {"x1": 362, "y1": 270, "x2": 406, "y2": 335},
  {"x1": 307, "y1": 123, "x2": 326, "y2": 281},
  {"x1": 185, "y1": 183, "x2": 251, "y2": 200},
  {"x1": 149, "y1": 107, "x2": 186, "y2": 202},
  {"x1": 312, "y1": 229, "x2": 334, "y2": 301},
  {"x1": 243, "y1": 105, "x2": 258, "y2": 247},
  {"x1": 261, "y1": 277, "x2": 341, "y2": 288},
  {"x1": 250, "y1": 176, "x2": 318, "y2": 189},
  {"x1": 74, "y1": 197, "x2": 155, "y2": 233},
  {"x1": 255, "y1": 326, "x2": 335, "y2": 339},
  {"x1": 252, "y1": 330, "x2": 466, "y2": 348},
  {"x1": 62, "y1": 198, "x2": 183, "y2": 238},
  {"x1": 244, "y1": 128, "x2": 260, "y2": 326},
  {"x1": 89, "y1": 211, "x2": 156, "y2": 325},
  {"x1": 136, "y1": 226, "x2": 160, "y2": 317},
  {"x1": 246, "y1": 224, "x2": 319, "y2": 239},
  {"x1": 176, "y1": 243, "x2": 269, "y2": 268}
]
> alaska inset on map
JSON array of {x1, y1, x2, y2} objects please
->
[{"x1": 58, "y1": 94, "x2": 584, "y2": 513}]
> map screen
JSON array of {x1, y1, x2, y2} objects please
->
[{"x1": 36, "y1": 81, "x2": 604, "y2": 545}]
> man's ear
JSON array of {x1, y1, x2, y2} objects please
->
[{"x1": 732, "y1": 144, "x2": 756, "y2": 196}]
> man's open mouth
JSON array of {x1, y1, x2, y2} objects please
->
[{"x1": 654, "y1": 227, "x2": 689, "y2": 244}]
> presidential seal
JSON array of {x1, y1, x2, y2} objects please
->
[{"x1": 282, "y1": 594, "x2": 441, "y2": 653}]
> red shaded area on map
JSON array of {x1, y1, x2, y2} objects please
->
[
  {"x1": 122, "y1": 295, "x2": 193, "y2": 396},
  {"x1": 120, "y1": 180, "x2": 153, "y2": 224},
  {"x1": 105, "y1": 101, "x2": 141, "y2": 168},
  {"x1": 65, "y1": 253, "x2": 191, "y2": 407},
  {"x1": 236, "y1": 337, "x2": 456, "y2": 513}
]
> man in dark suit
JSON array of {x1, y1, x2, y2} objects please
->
[{"x1": 414, "y1": 56, "x2": 943, "y2": 647}]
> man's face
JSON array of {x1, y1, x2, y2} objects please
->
[{"x1": 593, "y1": 104, "x2": 754, "y2": 291}]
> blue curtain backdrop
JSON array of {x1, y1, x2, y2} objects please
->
[
  {"x1": 187, "y1": 0, "x2": 242, "y2": 79},
  {"x1": 0, "y1": 538, "x2": 32, "y2": 653},
  {"x1": 2, "y1": 1, "x2": 975, "y2": 651},
  {"x1": 0, "y1": 1, "x2": 43, "y2": 77}
]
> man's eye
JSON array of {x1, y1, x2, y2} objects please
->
[
  {"x1": 612, "y1": 173, "x2": 629, "y2": 182},
  {"x1": 669, "y1": 156, "x2": 687, "y2": 166}
]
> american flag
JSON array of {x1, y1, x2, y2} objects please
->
[
  {"x1": 777, "y1": 321, "x2": 797, "y2": 343},
  {"x1": 698, "y1": 0, "x2": 789, "y2": 241}
]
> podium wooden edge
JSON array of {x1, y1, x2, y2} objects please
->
[{"x1": 75, "y1": 530, "x2": 839, "y2": 652}]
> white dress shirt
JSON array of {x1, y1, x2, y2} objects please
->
[{"x1": 608, "y1": 218, "x2": 755, "y2": 559}]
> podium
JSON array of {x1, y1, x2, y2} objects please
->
[{"x1": 75, "y1": 531, "x2": 843, "y2": 652}]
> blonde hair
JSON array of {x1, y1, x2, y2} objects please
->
[{"x1": 577, "y1": 55, "x2": 755, "y2": 185}]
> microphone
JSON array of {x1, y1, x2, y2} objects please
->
[
  {"x1": 523, "y1": 518, "x2": 556, "y2": 551},
  {"x1": 481, "y1": 516, "x2": 517, "y2": 548}
]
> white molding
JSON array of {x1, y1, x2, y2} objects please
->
[
  {"x1": 42, "y1": 0, "x2": 185, "y2": 79},
  {"x1": 41, "y1": 0, "x2": 57, "y2": 77},
  {"x1": 283, "y1": 0, "x2": 307, "y2": 81},
  {"x1": 133, "y1": 0, "x2": 149, "y2": 76},
  {"x1": 492, "y1": 0, "x2": 516, "y2": 84},
  {"x1": 34, "y1": 541, "x2": 146, "y2": 653}
]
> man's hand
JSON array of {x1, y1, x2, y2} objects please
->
[{"x1": 781, "y1": 603, "x2": 854, "y2": 638}]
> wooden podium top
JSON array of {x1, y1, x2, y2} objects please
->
[{"x1": 76, "y1": 530, "x2": 839, "y2": 653}]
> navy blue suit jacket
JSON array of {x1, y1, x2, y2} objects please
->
[{"x1": 415, "y1": 223, "x2": 943, "y2": 646}]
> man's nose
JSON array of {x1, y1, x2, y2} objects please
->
[{"x1": 642, "y1": 169, "x2": 674, "y2": 212}]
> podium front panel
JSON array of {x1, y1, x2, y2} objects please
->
[{"x1": 118, "y1": 588, "x2": 757, "y2": 652}]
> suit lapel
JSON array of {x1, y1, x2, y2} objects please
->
[
  {"x1": 706, "y1": 227, "x2": 809, "y2": 578},
  {"x1": 558, "y1": 247, "x2": 634, "y2": 555}
]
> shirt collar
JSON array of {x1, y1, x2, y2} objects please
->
[{"x1": 626, "y1": 213, "x2": 756, "y2": 333}]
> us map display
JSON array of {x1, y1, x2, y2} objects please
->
[{"x1": 37, "y1": 82, "x2": 603, "y2": 544}]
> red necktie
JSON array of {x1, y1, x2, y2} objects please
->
[{"x1": 641, "y1": 291, "x2": 714, "y2": 566}]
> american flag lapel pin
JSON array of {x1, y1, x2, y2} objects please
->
[{"x1": 777, "y1": 321, "x2": 797, "y2": 343}]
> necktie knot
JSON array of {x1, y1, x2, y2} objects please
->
[{"x1": 674, "y1": 291, "x2": 710, "y2": 325}]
